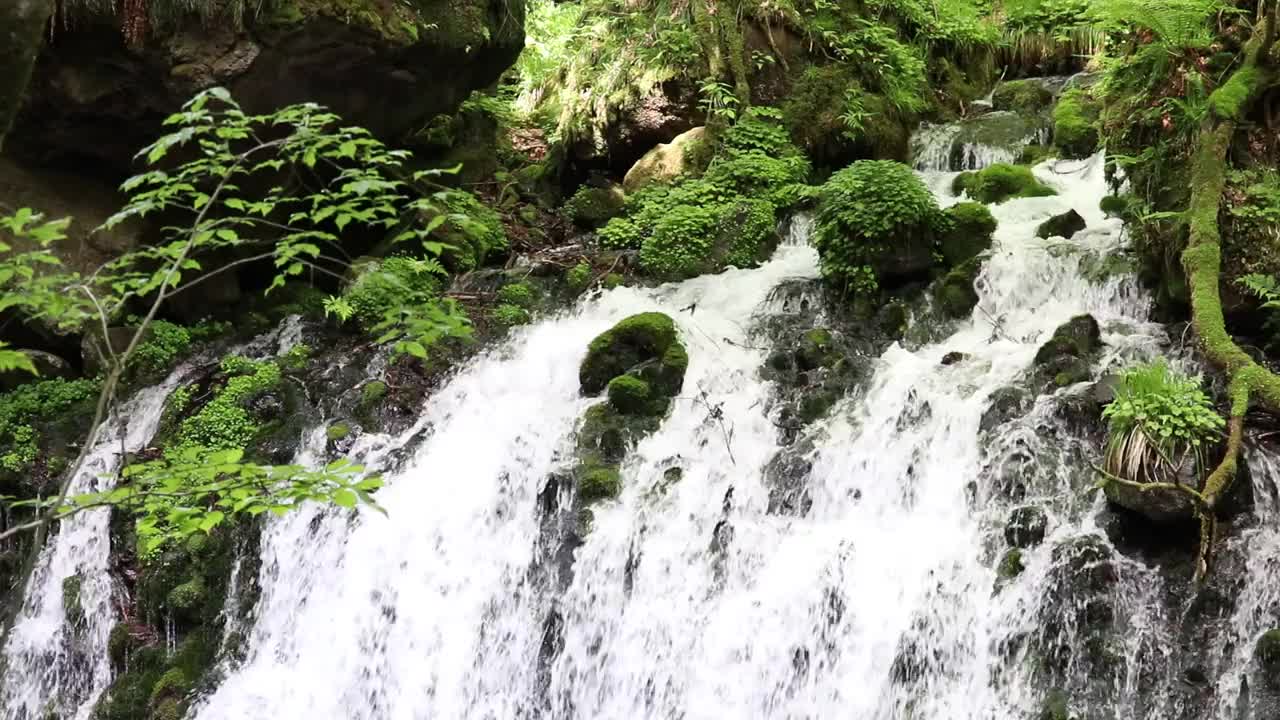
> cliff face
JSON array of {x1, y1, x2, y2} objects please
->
[{"x1": 9, "y1": 0, "x2": 525, "y2": 174}]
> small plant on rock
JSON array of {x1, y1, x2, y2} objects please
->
[{"x1": 1102, "y1": 360, "x2": 1224, "y2": 485}]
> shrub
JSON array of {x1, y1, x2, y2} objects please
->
[
  {"x1": 640, "y1": 204, "x2": 720, "y2": 278},
  {"x1": 496, "y1": 282, "x2": 536, "y2": 308},
  {"x1": 0, "y1": 377, "x2": 99, "y2": 474},
  {"x1": 429, "y1": 190, "x2": 508, "y2": 272},
  {"x1": 1053, "y1": 88, "x2": 1100, "y2": 159},
  {"x1": 1102, "y1": 360, "x2": 1224, "y2": 484},
  {"x1": 566, "y1": 261, "x2": 592, "y2": 291},
  {"x1": 173, "y1": 357, "x2": 281, "y2": 451},
  {"x1": 961, "y1": 163, "x2": 1056, "y2": 204},
  {"x1": 344, "y1": 256, "x2": 443, "y2": 328},
  {"x1": 492, "y1": 303, "x2": 531, "y2": 326},
  {"x1": 706, "y1": 150, "x2": 810, "y2": 209},
  {"x1": 597, "y1": 217, "x2": 645, "y2": 250},
  {"x1": 813, "y1": 160, "x2": 945, "y2": 293},
  {"x1": 131, "y1": 321, "x2": 193, "y2": 380}
]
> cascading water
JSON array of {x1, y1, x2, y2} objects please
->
[
  {"x1": 13, "y1": 120, "x2": 1280, "y2": 720},
  {"x1": 0, "y1": 369, "x2": 188, "y2": 720}
]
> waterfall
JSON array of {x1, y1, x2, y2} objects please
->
[
  {"x1": 0, "y1": 369, "x2": 187, "y2": 720},
  {"x1": 10, "y1": 130, "x2": 1280, "y2": 720}
]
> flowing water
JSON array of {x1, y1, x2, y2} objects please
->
[
  {"x1": 0, "y1": 370, "x2": 187, "y2": 720},
  {"x1": 8, "y1": 124, "x2": 1280, "y2": 719}
]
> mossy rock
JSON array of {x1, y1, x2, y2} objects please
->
[
  {"x1": 563, "y1": 184, "x2": 627, "y2": 229},
  {"x1": 795, "y1": 328, "x2": 839, "y2": 371},
  {"x1": 62, "y1": 574, "x2": 85, "y2": 626},
  {"x1": 996, "y1": 548, "x2": 1025, "y2": 582},
  {"x1": 165, "y1": 578, "x2": 206, "y2": 618},
  {"x1": 1038, "y1": 689, "x2": 1075, "y2": 720},
  {"x1": 606, "y1": 375, "x2": 656, "y2": 415},
  {"x1": 934, "y1": 258, "x2": 982, "y2": 319},
  {"x1": 360, "y1": 381, "x2": 387, "y2": 407},
  {"x1": 1256, "y1": 629, "x2": 1280, "y2": 686},
  {"x1": 1099, "y1": 194, "x2": 1131, "y2": 218},
  {"x1": 940, "y1": 202, "x2": 997, "y2": 266},
  {"x1": 1053, "y1": 88, "x2": 1100, "y2": 159},
  {"x1": 945, "y1": 112, "x2": 1043, "y2": 171},
  {"x1": 579, "y1": 313, "x2": 687, "y2": 397},
  {"x1": 960, "y1": 163, "x2": 1056, "y2": 204},
  {"x1": 1004, "y1": 506, "x2": 1048, "y2": 548},
  {"x1": 1034, "y1": 315, "x2": 1101, "y2": 366},
  {"x1": 991, "y1": 79, "x2": 1055, "y2": 114},
  {"x1": 623, "y1": 127, "x2": 708, "y2": 192},
  {"x1": 1036, "y1": 209, "x2": 1086, "y2": 240},
  {"x1": 326, "y1": 423, "x2": 351, "y2": 442},
  {"x1": 577, "y1": 465, "x2": 623, "y2": 504}
]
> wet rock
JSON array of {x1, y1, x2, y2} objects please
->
[
  {"x1": 933, "y1": 258, "x2": 981, "y2": 319},
  {"x1": 996, "y1": 548, "x2": 1025, "y2": 584},
  {"x1": 939, "y1": 201, "x2": 997, "y2": 266},
  {"x1": 1256, "y1": 630, "x2": 1280, "y2": 688},
  {"x1": 1033, "y1": 315, "x2": 1102, "y2": 392},
  {"x1": 765, "y1": 446, "x2": 814, "y2": 517},
  {"x1": 1036, "y1": 209, "x2": 1087, "y2": 240},
  {"x1": 579, "y1": 312, "x2": 687, "y2": 397},
  {"x1": 14, "y1": 1, "x2": 527, "y2": 174},
  {"x1": 945, "y1": 112, "x2": 1044, "y2": 171},
  {"x1": 0, "y1": 349, "x2": 75, "y2": 389},
  {"x1": 981, "y1": 386, "x2": 1031, "y2": 432},
  {"x1": 941, "y1": 351, "x2": 968, "y2": 366},
  {"x1": 991, "y1": 79, "x2": 1055, "y2": 114},
  {"x1": 1005, "y1": 505, "x2": 1049, "y2": 548},
  {"x1": 622, "y1": 126, "x2": 708, "y2": 192}
]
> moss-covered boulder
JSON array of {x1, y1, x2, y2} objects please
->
[
  {"x1": 622, "y1": 126, "x2": 708, "y2": 192},
  {"x1": 564, "y1": 183, "x2": 627, "y2": 229},
  {"x1": 955, "y1": 163, "x2": 1056, "y2": 204},
  {"x1": 1053, "y1": 88, "x2": 1101, "y2": 159},
  {"x1": 934, "y1": 258, "x2": 982, "y2": 319},
  {"x1": 1037, "y1": 209, "x2": 1087, "y2": 240},
  {"x1": 944, "y1": 111, "x2": 1044, "y2": 171},
  {"x1": 12, "y1": 0, "x2": 526, "y2": 173},
  {"x1": 579, "y1": 313, "x2": 687, "y2": 396},
  {"x1": 940, "y1": 202, "x2": 997, "y2": 266},
  {"x1": 1033, "y1": 314, "x2": 1102, "y2": 390},
  {"x1": 815, "y1": 160, "x2": 949, "y2": 292},
  {"x1": 1256, "y1": 629, "x2": 1280, "y2": 687},
  {"x1": 991, "y1": 79, "x2": 1055, "y2": 114}
]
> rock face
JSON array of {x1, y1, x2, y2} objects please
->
[
  {"x1": 623, "y1": 126, "x2": 707, "y2": 192},
  {"x1": 13, "y1": 0, "x2": 526, "y2": 172}
]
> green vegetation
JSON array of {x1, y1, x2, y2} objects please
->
[
  {"x1": 563, "y1": 185, "x2": 626, "y2": 228},
  {"x1": 0, "y1": 376, "x2": 99, "y2": 475},
  {"x1": 1102, "y1": 360, "x2": 1224, "y2": 485},
  {"x1": 953, "y1": 163, "x2": 1056, "y2": 204},
  {"x1": 1052, "y1": 87, "x2": 1099, "y2": 158},
  {"x1": 813, "y1": 160, "x2": 945, "y2": 294}
]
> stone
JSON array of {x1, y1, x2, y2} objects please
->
[
  {"x1": 578, "y1": 313, "x2": 687, "y2": 397},
  {"x1": 1034, "y1": 315, "x2": 1102, "y2": 366},
  {"x1": 623, "y1": 126, "x2": 708, "y2": 193},
  {"x1": 941, "y1": 351, "x2": 968, "y2": 366},
  {"x1": 0, "y1": 349, "x2": 74, "y2": 389},
  {"x1": 940, "y1": 202, "x2": 997, "y2": 266},
  {"x1": 12, "y1": 0, "x2": 527, "y2": 174},
  {"x1": 1036, "y1": 209, "x2": 1086, "y2": 240},
  {"x1": 1005, "y1": 505, "x2": 1049, "y2": 548},
  {"x1": 934, "y1": 258, "x2": 981, "y2": 319},
  {"x1": 991, "y1": 79, "x2": 1055, "y2": 114}
]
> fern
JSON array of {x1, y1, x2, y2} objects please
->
[{"x1": 1088, "y1": 0, "x2": 1233, "y2": 51}]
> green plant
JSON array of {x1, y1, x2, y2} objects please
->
[
  {"x1": 496, "y1": 282, "x2": 536, "y2": 308},
  {"x1": 698, "y1": 80, "x2": 740, "y2": 122},
  {"x1": 492, "y1": 303, "x2": 531, "y2": 326},
  {"x1": 130, "y1": 321, "x2": 192, "y2": 380},
  {"x1": 1102, "y1": 360, "x2": 1224, "y2": 484},
  {"x1": 640, "y1": 204, "x2": 720, "y2": 278},
  {"x1": 566, "y1": 261, "x2": 593, "y2": 291},
  {"x1": 1053, "y1": 88, "x2": 1100, "y2": 159},
  {"x1": 813, "y1": 160, "x2": 945, "y2": 293},
  {"x1": 0, "y1": 377, "x2": 99, "y2": 474}
]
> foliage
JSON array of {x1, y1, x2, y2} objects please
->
[
  {"x1": 1102, "y1": 360, "x2": 1224, "y2": 484},
  {"x1": 954, "y1": 163, "x2": 1056, "y2": 203},
  {"x1": 640, "y1": 204, "x2": 721, "y2": 278},
  {"x1": 813, "y1": 159, "x2": 944, "y2": 293},
  {"x1": 0, "y1": 377, "x2": 99, "y2": 474},
  {"x1": 563, "y1": 185, "x2": 626, "y2": 228},
  {"x1": 496, "y1": 282, "x2": 536, "y2": 308},
  {"x1": 492, "y1": 303, "x2": 532, "y2": 326},
  {"x1": 171, "y1": 356, "x2": 280, "y2": 453},
  {"x1": 130, "y1": 321, "x2": 192, "y2": 381},
  {"x1": 566, "y1": 261, "x2": 593, "y2": 291}
]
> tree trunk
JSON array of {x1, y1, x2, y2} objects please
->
[{"x1": 0, "y1": 0, "x2": 51, "y2": 151}]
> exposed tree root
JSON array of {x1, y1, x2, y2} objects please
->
[{"x1": 1180, "y1": 9, "x2": 1279, "y2": 580}]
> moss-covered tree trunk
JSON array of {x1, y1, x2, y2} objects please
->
[
  {"x1": 1182, "y1": 2, "x2": 1279, "y2": 579},
  {"x1": 0, "y1": 0, "x2": 50, "y2": 150}
]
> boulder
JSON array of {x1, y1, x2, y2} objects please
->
[
  {"x1": 1005, "y1": 505, "x2": 1049, "y2": 548},
  {"x1": 622, "y1": 126, "x2": 707, "y2": 193},
  {"x1": 1033, "y1": 315, "x2": 1102, "y2": 390},
  {"x1": 954, "y1": 163, "x2": 1056, "y2": 204},
  {"x1": 578, "y1": 312, "x2": 687, "y2": 396},
  {"x1": 940, "y1": 201, "x2": 997, "y2": 266},
  {"x1": 991, "y1": 79, "x2": 1055, "y2": 114},
  {"x1": 1037, "y1": 209, "x2": 1086, "y2": 240},
  {"x1": 563, "y1": 183, "x2": 626, "y2": 229},
  {"x1": 934, "y1": 258, "x2": 982, "y2": 319},
  {"x1": 0, "y1": 349, "x2": 75, "y2": 389},
  {"x1": 12, "y1": 0, "x2": 526, "y2": 174}
]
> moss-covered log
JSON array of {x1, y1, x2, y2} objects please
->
[
  {"x1": 0, "y1": 0, "x2": 50, "y2": 150},
  {"x1": 1181, "y1": 7, "x2": 1279, "y2": 580}
]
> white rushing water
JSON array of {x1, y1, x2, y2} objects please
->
[
  {"x1": 0, "y1": 369, "x2": 187, "y2": 720},
  {"x1": 187, "y1": 144, "x2": 1198, "y2": 720}
]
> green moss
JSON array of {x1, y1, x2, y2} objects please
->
[
  {"x1": 172, "y1": 357, "x2": 281, "y2": 452},
  {"x1": 1053, "y1": 88, "x2": 1100, "y2": 159},
  {"x1": 1039, "y1": 689, "x2": 1073, "y2": 720},
  {"x1": 166, "y1": 578, "x2": 205, "y2": 613},
  {"x1": 149, "y1": 667, "x2": 189, "y2": 704},
  {"x1": 963, "y1": 163, "x2": 1056, "y2": 204},
  {"x1": 606, "y1": 375, "x2": 652, "y2": 415},
  {"x1": 360, "y1": 381, "x2": 388, "y2": 406},
  {"x1": 1210, "y1": 64, "x2": 1262, "y2": 121},
  {"x1": 940, "y1": 202, "x2": 997, "y2": 266},
  {"x1": 563, "y1": 185, "x2": 626, "y2": 229},
  {"x1": 62, "y1": 574, "x2": 84, "y2": 625},
  {"x1": 1256, "y1": 629, "x2": 1280, "y2": 671},
  {"x1": 991, "y1": 79, "x2": 1054, "y2": 114},
  {"x1": 326, "y1": 423, "x2": 351, "y2": 442},
  {"x1": 0, "y1": 376, "x2": 99, "y2": 477},
  {"x1": 934, "y1": 259, "x2": 982, "y2": 318},
  {"x1": 579, "y1": 313, "x2": 684, "y2": 395},
  {"x1": 566, "y1": 261, "x2": 592, "y2": 292},
  {"x1": 814, "y1": 160, "x2": 947, "y2": 292},
  {"x1": 496, "y1": 282, "x2": 536, "y2": 308},
  {"x1": 130, "y1": 321, "x2": 193, "y2": 381},
  {"x1": 492, "y1": 303, "x2": 531, "y2": 326},
  {"x1": 1099, "y1": 194, "x2": 1130, "y2": 218},
  {"x1": 996, "y1": 549, "x2": 1025, "y2": 581},
  {"x1": 578, "y1": 465, "x2": 622, "y2": 504},
  {"x1": 603, "y1": 273, "x2": 624, "y2": 289}
]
